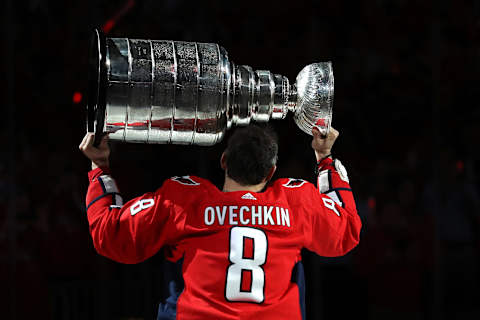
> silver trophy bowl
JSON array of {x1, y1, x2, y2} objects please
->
[{"x1": 87, "y1": 29, "x2": 334, "y2": 146}]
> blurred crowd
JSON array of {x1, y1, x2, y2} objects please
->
[{"x1": 2, "y1": 0, "x2": 480, "y2": 319}]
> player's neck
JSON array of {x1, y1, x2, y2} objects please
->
[{"x1": 222, "y1": 176, "x2": 266, "y2": 193}]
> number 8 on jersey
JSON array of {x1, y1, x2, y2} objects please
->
[{"x1": 225, "y1": 227, "x2": 268, "y2": 303}]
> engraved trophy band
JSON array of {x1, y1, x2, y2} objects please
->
[{"x1": 87, "y1": 29, "x2": 334, "y2": 146}]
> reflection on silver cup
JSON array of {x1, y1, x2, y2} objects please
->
[{"x1": 87, "y1": 29, "x2": 334, "y2": 146}]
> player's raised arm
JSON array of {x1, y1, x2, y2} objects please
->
[
  {"x1": 302, "y1": 127, "x2": 362, "y2": 257},
  {"x1": 79, "y1": 133, "x2": 180, "y2": 264}
]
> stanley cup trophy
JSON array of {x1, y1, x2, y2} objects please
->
[{"x1": 87, "y1": 29, "x2": 334, "y2": 146}]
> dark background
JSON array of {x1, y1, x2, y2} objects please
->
[{"x1": 2, "y1": 0, "x2": 480, "y2": 319}]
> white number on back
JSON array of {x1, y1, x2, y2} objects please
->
[{"x1": 225, "y1": 226, "x2": 268, "y2": 303}]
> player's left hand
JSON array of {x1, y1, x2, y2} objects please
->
[{"x1": 79, "y1": 133, "x2": 110, "y2": 170}]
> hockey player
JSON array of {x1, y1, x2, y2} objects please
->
[{"x1": 79, "y1": 125, "x2": 361, "y2": 319}]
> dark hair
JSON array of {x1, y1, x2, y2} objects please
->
[{"x1": 224, "y1": 124, "x2": 278, "y2": 185}]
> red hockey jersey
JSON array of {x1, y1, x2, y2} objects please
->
[{"x1": 85, "y1": 157, "x2": 361, "y2": 319}]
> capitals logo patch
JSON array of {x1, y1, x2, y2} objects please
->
[
  {"x1": 171, "y1": 176, "x2": 200, "y2": 186},
  {"x1": 283, "y1": 178, "x2": 307, "y2": 188}
]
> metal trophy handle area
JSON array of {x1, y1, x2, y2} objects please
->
[{"x1": 87, "y1": 29, "x2": 334, "y2": 146}]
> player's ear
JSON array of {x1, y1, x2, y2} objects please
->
[
  {"x1": 220, "y1": 152, "x2": 227, "y2": 170},
  {"x1": 264, "y1": 165, "x2": 276, "y2": 182}
]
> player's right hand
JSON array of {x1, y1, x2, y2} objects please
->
[
  {"x1": 79, "y1": 133, "x2": 110, "y2": 170},
  {"x1": 311, "y1": 127, "x2": 339, "y2": 161}
]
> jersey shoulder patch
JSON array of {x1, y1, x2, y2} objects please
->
[
  {"x1": 171, "y1": 175, "x2": 200, "y2": 186},
  {"x1": 282, "y1": 178, "x2": 307, "y2": 188}
]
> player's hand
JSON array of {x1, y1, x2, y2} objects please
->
[
  {"x1": 79, "y1": 133, "x2": 110, "y2": 170},
  {"x1": 311, "y1": 127, "x2": 339, "y2": 161}
]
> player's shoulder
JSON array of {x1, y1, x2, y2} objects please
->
[
  {"x1": 268, "y1": 178, "x2": 317, "y2": 206},
  {"x1": 159, "y1": 175, "x2": 217, "y2": 193},
  {"x1": 271, "y1": 178, "x2": 315, "y2": 191},
  {"x1": 153, "y1": 176, "x2": 216, "y2": 213}
]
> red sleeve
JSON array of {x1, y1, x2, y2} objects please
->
[
  {"x1": 85, "y1": 168, "x2": 182, "y2": 264},
  {"x1": 299, "y1": 157, "x2": 361, "y2": 257}
]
